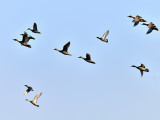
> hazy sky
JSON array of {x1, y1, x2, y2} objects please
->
[{"x1": 1, "y1": 0, "x2": 160, "y2": 120}]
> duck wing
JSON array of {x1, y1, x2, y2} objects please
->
[
  {"x1": 141, "y1": 64, "x2": 145, "y2": 68},
  {"x1": 24, "y1": 85, "x2": 32, "y2": 95},
  {"x1": 25, "y1": 44, "x2": 31, "y2": 48},
  {"x1": 33, "y1": 23, "x2": 38, "y2": 31},
  {"x1": 134, "y1": 22, "x2": 139, "y2": 26},
  {"x1": 33, "y1": 92, "x2": 42, "y2": 103},
  {"x1": 147, "y1": 28, "x2": 153, "y2": 34},
  {"x1": 22, "y1": 33, "x2": 28, "y2": 43},
  {"x1": 62, "y1": 42, "x2": 70, "y2": 52},
  {"x1": 24, "y1": 88, "x2": 31, "y2": 95},
  {"x1": 102, "y1": 30, "x2": 109, "y2": 39},
  {"x1": 153, "y1": 26, "x2": 159, "y2": 31},
  {"x1": 86, "y1": 53, "x2": 91, "y2": 60},
  {"x1": 140, "y1": 70, "x2": 143, "y2": 77},
  {"x1": 23, "y1": 37, "x2": 30, "y2": 43}
]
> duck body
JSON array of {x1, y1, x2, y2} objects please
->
[
  {"x1": 26, "y1": 99, "x2": 39, "y2": 107},
  {"x1": 96, "y1": 37, "x2": 108, "y2": 43},
  {"x1": 30, "y1": 101, "x2": 39, "y2": 107}
]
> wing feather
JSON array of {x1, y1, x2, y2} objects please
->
[
  {"x1": 102, "y1": 30, "x2": 109, "y2": 39},
  {"x1": 33, "y1": 23, "x2": 38, "y2": 31},
  {"x1": 140, "y1": 70, "x2": 143, "y2": 77},
  {"x1": 63, "y1": 42, "x2": 70, "y2": 52},
  {"x1": 33, "y1": 92, "x2": 42, "y2": 103},
  {"x1": 86, "y1": 53, "x2": 91, "y2": 60}
]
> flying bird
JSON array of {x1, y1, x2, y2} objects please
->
[
  {"x1": 142, "y1": 22, "x2": 159, "y2": 34},
  {"x1": 131, "y1": 63, "x2": 149, "y2": 77},
  {"x1": 97, "y1": 30, "x2": 109, "y2": 43},
  {"x1": 24, "y1": 85, "x2": 34, "y2": 95},
  {"x1": 128, "y1": 15, "x2": 146, "y2": 26},
  {"x1": 27, "y1": 23, "x2": 41, "y2": 33},
  {"x1": 54, "y1": 41, "x2": 72, "y2": 56},
  {"x1": 26, "y1": 92, "x2": 42, "y2": 107},
  {"x1": 78, "y1": 53, "x2": 95, "y2": 64},
  {"x1": 13, "y1": 32, "x2": 33, "y2": 48}
]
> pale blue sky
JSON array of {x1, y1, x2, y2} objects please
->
[{"x1": 1, "y1": 0, "x2": 160, "y2": 120}]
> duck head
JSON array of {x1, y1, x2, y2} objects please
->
[
  {"x1": 96, "y1": 37, "x2": 100, "y2": 39},
  {"x1": 54, "y1": 48, "x2": 59, "y2": 51},
  {"x1": 25, "y1": 99, "x2": 30, "y2": 102},
  {"x1": 78, "y1": 56, "x2": 84, "y2": 59},
  {"x1": 13, "y1": 39, "x2": 18, "y2": 41},
  {"x1": 131, "y1": 65, "x2": 136, "y2": 67}
]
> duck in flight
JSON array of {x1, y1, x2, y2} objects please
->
[
  {"x1": 26, "y1": 92, "x2": 42, "y2": 107},
  {"x1": 24, "y1": 85, "x2": 34, "y2": 95},
  {"x1": 131, "y1": 63, "x2": 149, "y2": 77},
  {"x1": 97, "y1": 30, "x2": 109, "y2": 43},
  {"x1": 128, "y1": 15, "x2": 146, "y2": 26},
  {"x1": 13, "y1": 32, "x2": 34, "y2": 48},
  {"x1": 142, "y1": 22, "x2": 159, "y2": 34},
  {"x1": 54, "y1": 41, "x2": 72, "y2": 56},
  {"x1": 27, "y1": 23, "x2": 41, "y2": 34},
  {"x1": 78, "y1": 53, "x2": 95, "y2": 64}
]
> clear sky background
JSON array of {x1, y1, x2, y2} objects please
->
[{"x1": 1, "y1": 0, "x2": 160, "y2": 120}]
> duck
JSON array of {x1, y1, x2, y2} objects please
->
[
  {"x1": 27, "y1": 23, "x2": 41, "y2": 34},
  {"x1": 97, "y1": 30, "x2": 109, "y2": 43},
  {"x1": 128, "y1": 15, "x2": 146, "y2": 26},
  {"x1": 78, "y1": 53, "x2": 95, "y2": 64},
  {"x1": 26, "y1": 92, "x2": 42, "y2": 107},
  {"x1": 24, "y1": 85, "x2": 34, "y2": 95},
  {"x1": 131, "y1": 63, "x2": 149, "y2": 77},
  {"x1": 13, "y1": 32, "x2": 32, "y2": 48},
  {"x1": 54, "y1": 41, "x2": 72, "y2": 56},
  {"x1": 142, "y1": 22, "x2": 158, "y2": 34}
]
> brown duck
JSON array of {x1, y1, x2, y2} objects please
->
[
  {"x1": 27, "y1": 23, "x2": 41, "y2": 33},
  {"x1": 54, "y1": 41, "x2": 72, "y2": 56},
  {"x1": 128, "y1": 15, "x2": 146, "y2": 26},
  {"x1": 131, "y1": 63, "x2": 149, "y2": 77},
  {"x1": 78, "y1": 53, "x2": 95, "y2": 64},
  {"x1": 142, "y1": 22, "x2": 158, "y2": 34},
  {"x1": 13, "y1": 32, "x2": 33, "y2": 48}
]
